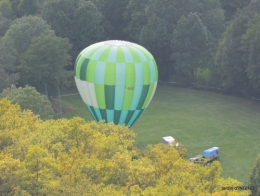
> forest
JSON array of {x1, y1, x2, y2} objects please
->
[
  {"x1": 0, "y1": 0, "x2": 260, "y2": 97},
  {"x1": 0, "y1": 98, "x2": 253, "y2": 195},
  {"x1": 1, "y1": 0, "x2": 260, "y2": 195}
]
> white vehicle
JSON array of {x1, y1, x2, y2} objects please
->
[{"x1": 162, "y1": 136, "x2": 179, "y2": 146}]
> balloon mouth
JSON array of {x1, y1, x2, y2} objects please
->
[{"x1": 104, "y1": 40, "x2": 132, "y2": 46}]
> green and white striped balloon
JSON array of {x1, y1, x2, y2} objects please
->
[{"x1": 74, "y1": 40, "x2": 158, "y2": 127}]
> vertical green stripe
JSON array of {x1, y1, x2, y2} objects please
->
[
  {"x1": 129, "y1": 63, "x2": 144, "y2": 110},
  {"x1": 84, "y1": 44, "x2": 104, "y2": 59},
  {"x1": 86, "y1": 60, "x2": 97, "y2": 82},
  {"x1": 143, "y1": 62, "x2": 150, "y2": 84},
  {"x1": 99, "y1": 47, "x2": 111, "y2": 62},
  {"x1": 125, "y1": 63, "x2": 135, "y2": 87},
  {"x1": 95, "y1": 84, "x2": 106, "y2": 109},
  {"x1": 122, "y1": 47, "x2": 133, "y2": 63},
  {"x1": 130, "y1": 47, "x2": 147, "y2": 62},
  {"x1": 79, "y1": 58, "x2": 90, "y2": 80},
  {"x1": 105, "y1": 85, "x2": 115, "y2": 110},
  {"x1": 115, "y1": 63, "x2": 126, "y2": 110},
  {"x1": 133, "y1": 44, "x2": 153, "y2": 60},
  {"x1": 124, "y1": 110, "x2": 135, "y2": 126},
  {"x1": 142, "y1": 84, "x2": 154, "y2": 109},
  {"x1": 116, "y1": 47, "x2": 125, "y2": 63},
  {"x1": 114, "y1": 110, "x2": 121, "y2": 124},
  {"x1": 74, "y1": 54, "x2": 81, "y2": 76},
  {"x1": 100, "y1": 109, "x2": 107, "y2": 122},
  {"x1": 122, "y1": 86, "x2": 134, "y2": 110},
  {"x1": 107, "y1": 46, "x2": 117, "y2": 62},
  {"x1": 76, "y1": 57, "x2": 85, "y2": 78},
  {"x1": 136, "y1": 85, "x2": 149, "y2": 110},
  {"x1": 130, "y1": 109, "x2": 144, "y2": 127},
  {"x1": 152, "y1": 59, "x2": 158, "y2": 81},
  {"x1": 104, "y1": 62, "x2": 116, "y2": 85},
  {"x1": 89, "y1": 106, "x2": 99, "y2": 121},
  {"x1": 122, "y1": 63, "x2": 135, "y2": 110},
  {"x1": 128, "y1": 47, "x2": 141, "y2": 62},
  {"x1": 91, "y1": 45, "x2": 109, "y2": 60}
]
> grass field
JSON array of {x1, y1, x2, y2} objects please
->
[{"x1": 58, "y1": 84, "x2": 260, "y2": 184}]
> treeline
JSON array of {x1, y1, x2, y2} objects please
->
[
  {"x1": 0, "y1": 0, "x2": 259, "y2": 97},
  {"x1": 0, "y1": 98, "x2": 252, "y2": 195}
]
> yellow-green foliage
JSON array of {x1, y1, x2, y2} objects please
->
[{"x1": 0, "y1": 98, "x2": 250, "y2": 195}]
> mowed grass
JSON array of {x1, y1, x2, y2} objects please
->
[{"x1": 59, "y1": 85, "x2": 260, "y2": 184}]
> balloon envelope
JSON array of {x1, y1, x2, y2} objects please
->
[{"x1": 74, "y1": 40, "x2": 158, "y2": 127}]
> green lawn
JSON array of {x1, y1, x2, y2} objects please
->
[{"x1": 58, "y1": 84, "x2": 260, "y2": 184}]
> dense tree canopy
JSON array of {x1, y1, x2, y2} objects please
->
[
  {"x1": 0, "y1": 65, "x2": 19, "y2": 92},
  {"x1": 0, "y1": 0, "x2": 12, "y2": 36},
  {"x1": 0, "y1": 0, "x2": 258, "y2": 96},
  {"x1": 99, "y1": 0, "x2": 129, "y2": 40},
  {"x1": 41, "y1": 0, "x2": 105, "y2": 61},
  {"x1": 213, "y1": 1, "x2": 260, "y2": 96},
  {"x1": 18, "y1": 0, "x2": 41, "y2": 16},
  {"x1": 219, "y1": 0, "x2": 251, "y2": 21},
  {"x1": 0, "y1": 85, "x2": 54, "y2": 119},
  {"x1": 125, "y1": 0, "x2": 225, "y2": 81},
  {"x1": 0, "y1": 15, "x2": 54, "y2": 72},
  {"x1": 249, "y1": 155, "x2": 260, "y2": 196},
  {"x1": 18, "y1": 34, "x2": 73, "y2": 95},
  {"x1": 123, "y1": 0, "x2": 148, "y2": 42},
  {"x1": 0, "y1": 99, "x2": 251, "y2": 195},
  {"x1": 73, "y1": 0, "x2": 105, "y2": 54},
  {"x1": 171, "y1": 12, "x2": 210, "y2": 83},
  {"x1": 241, "y1": 14, "x2": 260, "y2": 93}
]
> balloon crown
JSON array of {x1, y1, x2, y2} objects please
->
[{"x1": 104, "y1": 40, "x2": 132, "y2": 46}]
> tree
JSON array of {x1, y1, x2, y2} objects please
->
[
  {"x1": 0, "y1": 152, "x2": 23, "y2": 195},
  {"x1": 249, "y1": 155, "x2": 260, "y2": 196},
  {"x1": 138, "y1": 0, "x2": 194, "y2": 80},
  {"x1": 213, "y1": 21, "x2": 249, "y2": 95},
  {"x1": 21, "y1": 145, "x2": 57, "y2": 195},
  {"x1": 171, "y1": 12, "x2": 210, "y2": 83},
  {"x1": 0, "y1": 14, "x2": 12, "y2": 37},
  {"x1": 0, "y1": 0, "x2": 13, "y2": 36},
  {"x1": 73, "y1": 1, "x2": 105, "y2": 54},
  {"x1": 140, "y1": 15, "x2": 173, "y2": 80},
  {"x1": 0, "y1": 15, "x2": 54, "y2": 72},
  {"x1": 18, "y1": 0, "x2": 40, "y2": 16},
  {"x1": 213, "y1": 1, "x2": 260, "y2": 96},
  {"x1": 98, "y1": 0, "x2": 129, "y2": 40},
  {"x1": 9, "y1": 0, "x2": 22, "y2": 18},
  {"x1": 123, "y1": 0, "x2": 148, "y2": 42},
  {"x1": 0, "y1": 65, "x2": 19, "y2": 92},
  {"x1": 1, "y1": 85, "x2": 54, "y2": 120},
  {"x1": 196, "y1": 0, "x2": 226, "y2": 41},
  {"x1": 18, "y1": 34, "x2": 73, "y2": 95},
  {"x1": 126, "y1": 0, "x2": 225, "y2": 81},
  {"x1": 41, "y1": 0, "x2": 105, "y2": 62},
  {"x1": 241, "y1": 14, "x2": 260, "y2": 93},
  {"x1": 0, "y1": 99, "x2": 251, "y2": 195},
  {"x1": 41, "y1": 0, "x2": 79, "y2": 39},
  {"x1": 220, "y1": 0, "x2": 251, "y2": 21},
  {"x1": 0, "y1": 98, "x2": 40, "y2": 159},
  {"x1": 0, "y1": 0, "x2": 12, "y2": 18}
]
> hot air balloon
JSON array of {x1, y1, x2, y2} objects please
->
[{"x1": 74, "y1": 40, "x2": 158, "y2": 127}]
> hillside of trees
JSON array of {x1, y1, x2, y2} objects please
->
[
  {"x1": 0, "y1": 99, "x2": 251, "y2": 195},
  {"x1": 0, "y1": 0, "x2": 259, "y2": 97}
]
